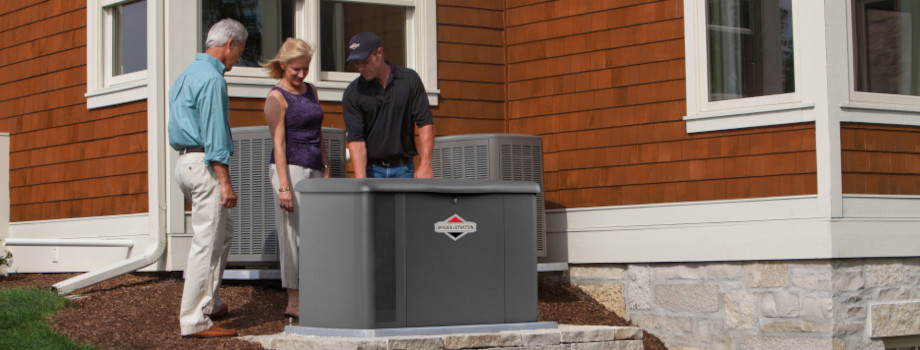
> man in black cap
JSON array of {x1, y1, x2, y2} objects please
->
[{"x1": 342, "y1": 32, "x2": 434, "y2": 178}]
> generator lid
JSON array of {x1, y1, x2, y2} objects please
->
[{"x1": 295, "y1": 178, "x2": 540, "y2": 194}]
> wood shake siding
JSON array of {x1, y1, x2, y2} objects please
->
[
  {"x1": 228, "y1": 99, "x2": 348, "y2": 131},
  {"x1": 1, "y1": 1, "x2": 148, "y2": 221},
  {"x1": 841, "y1": 123, "x2": 920, "y2": 195},
  {"x1": 504, "y1": 0, "x2": 817, "y2": 209},
  {"x1": 434, "y1": 0, "x2": 506, "y2": 134},
  {"x1": 8, "y1": 0, "x2": 889, "y2": 223}
]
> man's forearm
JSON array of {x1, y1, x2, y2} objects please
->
[
  {"x1": 348, "y1": 141, "x2": 368, "y2": 178},
  {"x1": 417, "y1": 124, "x2": 434, "y2": 166},
  {"x1": 415, "y1": 124, "x2": 434, "y2": 178},
  {"x1": 212, "y1": 162, "x2": 232, "y2": 186}
]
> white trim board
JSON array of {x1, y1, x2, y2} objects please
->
[
  {"x1": 9, "y1": 213, "x2": 149, "y2": 238},
  {"x1": 549, "y1": 196, "x2": 920, "y2": 264},
  {"x1": 5, "y1": 214, "x2": 157, "y2": 273}
]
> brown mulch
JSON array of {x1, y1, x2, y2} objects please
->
[
  {"x1": 1, "y1": 272, "x2": 666, "y2": 350},
  {"x1": 538, "y1": 277, "x2": 668, "y2": 350}
]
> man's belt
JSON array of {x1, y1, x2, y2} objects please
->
[
  {"x1": 179, "y1": 146, "x2": 205, "y2": 155},
  {"x1": 370, "y1": 158, "x2": 411, "y2": 166}
]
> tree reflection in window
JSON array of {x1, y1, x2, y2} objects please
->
[
  {"x1": 706, "y1": 0, "x2": 795, "y2": 101},
  {"x1": 319, "y1": 0, "x2": 406, "y2": 73},
  {"x1": 854, "y1": 0, "x2": 920, "y2": 96},
  {"x1": 201, "y1": 0, "x2": 295, "y2": 68}
]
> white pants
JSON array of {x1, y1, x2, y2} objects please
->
[
  {"x1": 175, "y1": 153, "x2": 234, "y2": 335},
  {"x1": 270, "y1": 164, "x2": 321, "y2": 290}
]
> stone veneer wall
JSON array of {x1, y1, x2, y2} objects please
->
[{"x1": 564, "y1": 258, "x2": 920, "y2": 350}]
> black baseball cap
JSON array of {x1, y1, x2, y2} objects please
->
[{"x1": 346, "y1": 32, "x2": 381, "y2": 63}]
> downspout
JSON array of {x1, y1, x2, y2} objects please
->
[{"x1": 53, "y1": 1, "x2": 167, "y2": 295}]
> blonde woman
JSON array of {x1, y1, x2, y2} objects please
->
[{"x1": 261, "y1": 38, "x2": 329, "y2": 318}]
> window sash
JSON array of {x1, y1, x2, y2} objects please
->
[
  {"x1": 705, "y1": 0, "x2": 796, "y2": 102},
  {"x1": 318, "y1": 0, "x2": 409, "y2": 80},
  {"x1": 852, "y1": 0, "x2": 920, "y2": 97},
  {"x1": 102, "y1": 0, "x2": 147, "y2": 87},
  {"x1": 683, "y1": 0, "x2": 808, "y2": 132},
  {"x1": 689, "y1": 0, "x2": 803, "y2": 113},
  {"x1": 221, "y1": 0, "x2": 416, "y2": 84}
]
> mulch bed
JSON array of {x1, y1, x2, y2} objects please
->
[{"x1": 1, "y1": 272, "x2": 666, "y2": 349}]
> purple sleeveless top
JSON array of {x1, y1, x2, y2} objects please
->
[{"x1": 269, "y1": 85, "x2": 324, "y2": 170}]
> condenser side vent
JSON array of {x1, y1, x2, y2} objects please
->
[
  {"x1": 229, "y1": 127, "x2": 277, "y2": 262},
  {"x1": 228, "y1": 126, "x2": 346, "y2": 264},
  {"x1": 500, "y1": 142, "x2": 545, "y2": 255}
]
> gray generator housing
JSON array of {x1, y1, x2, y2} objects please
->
[
  {"x1": 296, "y1": 178, "x2": 539, "y2": 329},
  {"x1": 227, "y1": 126, "x2": 346, "y2": 264},
  {"x1": 431, "y1": 134, "x2": 546, "y2": 257}
]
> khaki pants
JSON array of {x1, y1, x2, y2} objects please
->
[
  {"x1": 270, "y1": 164, "x2": 321, "y2": 290},
  {"x1": 175, "y1": 153, "x2": 233, "y2": 335}
]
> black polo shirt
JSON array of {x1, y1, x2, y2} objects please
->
[{"x1": 342, "y1": 62, "x2": 434, "y2": 162}]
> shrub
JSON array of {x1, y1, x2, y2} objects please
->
[{"x1": 0, "y1": 249, "x2": 10, "y2": 268}]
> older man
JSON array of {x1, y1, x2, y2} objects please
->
[{"x1": 168, "y1": 18, "x2": 246, "y2": 338}]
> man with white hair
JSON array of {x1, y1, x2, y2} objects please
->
[{"x1": 168, "y1": 18, "x2": 247, "y2": 338}]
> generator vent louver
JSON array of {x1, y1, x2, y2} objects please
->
[
  {"x1": 227, "y1": 126, "x2": 346, "y2": 264},
  {"x1": 431, "y1": 134, "x2": 547, "y2": 257}
]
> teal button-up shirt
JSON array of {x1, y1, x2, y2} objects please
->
[{"x1": 168, "y1": 53, "x2": 234, "y2": 166}]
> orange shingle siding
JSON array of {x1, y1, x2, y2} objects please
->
[
  {"x1": 2, "y1": 0, "x2": 830, "y2": 220},
  {"x1": 841, "y1": 123, "x2": 920, "y2": 195},
  {"x1": 0, "y1": 1, "x2": 83, "y2": 33},
  {"x1": 434, "y1": 1, "x2": 506, "y2": 135},
  {"x1": 1, "y1": 1, "x2": 149, "y2": 221},
  {"x1": 506, "y1": 0, "x2": 817, "y2": 209}
]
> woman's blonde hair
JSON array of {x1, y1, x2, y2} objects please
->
[{"x1": 261, "y1": 38, "x2": 314, "y2": 79}]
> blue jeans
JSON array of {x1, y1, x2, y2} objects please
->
[{"x1": 366, "y1": 161, "x2": 415, "y2": 178}]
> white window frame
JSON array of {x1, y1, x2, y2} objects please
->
[
  {"x1": 682, "y1": 0, "x2": 814, "y2": 133},
  {"x1": 86, "y1": 0, "x2": 150, "y2": 109},
  {"x1": 181, "y1": 0, "x2": 438, "y2": 105},
  {"x1": 840, "y1": 0, "x2": 920, "y2": 125}
]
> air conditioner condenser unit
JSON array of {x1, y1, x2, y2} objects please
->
[{"x1": 227, "y1": 126, "x2": 346, "y2": 265}]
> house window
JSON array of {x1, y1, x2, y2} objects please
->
[
  {"x1": 682, "y1": 0, "x2": 811, "y2": 133},
  {"x1": 108, "y1": 0, "x2": 147, "y2": 79},
  {"x1": 853, "y1": 0, "x2": 920, "y2": 96},
  {"x1": 86, "y1": 0, "x2": 150, "y2": 109},
  {"x1": 706, "y1": 0, "x2": 795, "y2": 101},
  {"x1": 179, "y1": 0, "x2": 437, "y2": 102},
  {"x1": 318, "y1": 1, "x2": 407, "y2": 80},
  {"x1": 200, "y1": 0, "x2": 295, "y2": 68}
]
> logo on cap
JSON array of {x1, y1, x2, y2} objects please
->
[
  {"x1": 434, "y1": 214, "x2": 477, "y2": 241},
  {"x1": 349, "y1": 43, "x2": 360, "y2": 50}
]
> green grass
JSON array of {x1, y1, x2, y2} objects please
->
[{"x1": 0, "y1": 287, "x2": 93, "y2": 349}]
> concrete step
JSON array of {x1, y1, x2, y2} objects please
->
[{"x1": 240, "y1": 324, "x2": 644, "y2": 350}]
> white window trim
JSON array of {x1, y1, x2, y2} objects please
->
[
  {"x1": 682, "y1": 0, "x2": 813, "y2": 133},
  {"x1": 182, "y1": 0, "x2": 438, "y2": 105},
  {"x1": 840, "y1": 0, "x2": 920, "y2": 127},
  {"x1": 86, "y1": 0, "x2": 149, "y2": 109}
]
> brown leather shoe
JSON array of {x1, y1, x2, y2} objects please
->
[
  {"x1": 184, "y1": 325, "x2": 237, "y2": 338},
  {"x1": 207, "y1": 303, "x2": 228, "y2": 319}
]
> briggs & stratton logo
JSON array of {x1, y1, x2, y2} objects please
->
[{"x1": 434, "y1": 214, "x2": 477, "y2": 241}]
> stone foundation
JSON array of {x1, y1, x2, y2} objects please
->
[{"x1": 564, "y1": 258, "x2": 920, "y2": 350}]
